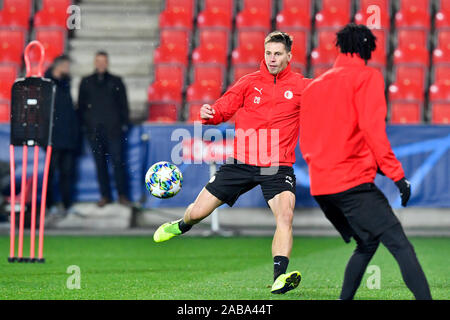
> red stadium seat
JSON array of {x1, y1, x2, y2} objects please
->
[
  {"x1": 435, "y1": 0, "x2": 450, "y2": 29},
  {"x1": 0, "y1": 28, "x2": 25, "y2": 65},
  {"x1": 28, "y1": 28, "x2": 67, "y2": 65},
  {"x1": 165, "y1": 0, "x2": 195, "y2": 17},
  {"x1": 159, "y1": 29, "x2": 190, "y2": 51},
  {"x1": 394, "y1": 47, "x2": 429, "y2": 65},
  {"x1": 231, "y1": 65, "x2": 258, "y2": 83},
  {"x1": 192, "y1": 46, "x2": 227, "y2": 65},
  {"x1": 159, "y1": 7, "x2": 193, "y2": 30},
  {"x1": 232, "y1": 47, "x2": 263, "y2": 65},
  {"x1": 0, "y1": 64, "x2": 17, "y2": 100},
  {"x1": 147, "y1": 81, "x2": 182, "y2": 104},
  {"x1": 197, "y1": 0, "x2": 233, "y2": 29},
  {"x1": 289, "y1": 30, "x2": 308, "y2": 66},
  {"x1": 192, "y1": 30, "x2": 228, "y2": 65},
  {"x1": 291, "y1": 63, "x2": 306, "y2": 75},
  {"x1": 42, "y1": 0, "x2": 72, "y2": 9},
  {"x1": 431, "y1": 103, "x2": 450, "y2": 124},
  {"x1": 235, "y1": 30, "x2": 266, "y2": 49},
  {"x1": 0, "y1": 99, "x2": 10, "y2": 122},
  {"x1": 369, "y1": 29, "x2": 388, "y2": 66},
  {"x1": 389, "y1": 66, "x2": 426, "y2": 101},
  {"x1": 354, "y1": 0, "x2": 390, "y2": 29},
  {"x1": 0, "y1": 0, "x2": 32, "y2": 29},
  {"x1": 37, "y1": 27, "x2": 66, "y2": 60},
  {"x1": 429, "y1": 82, "x2": 450, "y2": 102},
  {"x1": 433, "y1": 30, "x2": 450, "y2": 64},
  {"x1": 394, "y1": 30, "x2": 429, "y2": 65},
  {"x1": 276, "y1": 11, "x2": 310, "y2": 30},
  {"x1": 236, "y1": 8, "x2": 271, "y2": 31},
  {"x1": 186, "y1": 103, "x2": 202, "y2": 122},
  {"x1": 232, "y1": 30, "x2": 266, "y2": 65},
  {"x1": 389, "y1": 101, "x2": 422, "y2": 124},
  {"x1": 280, "y1": 0, "x2": 312, "y2": 17},
  {"x1": 242, "y1": 0, "x2": 272, "y2": 15},
  {"x1": 397, "y1": 29, "x2": 428, "y2": 48},
  {"x1": 154, "y1": 64, "x2": 185, "y2": 88},
  {"x1": 153, "y1": 44, "x2": 188, "y2": 67},
  {"x1": 198, "y1": 29, "x2": 229, "y2": 53},
  {"x1": 34, "y1": 9, "x2": 66, "y2": 28},
  {"x1": 315, "y1": 0, "x2": 352, "y2": 29},
  {"x1": 204, "y1": 0, "x2": 234, "y2": 15},
  {"x1": 433, "y1": 65, "x2": 450, "y2": 83},
  {"x1": 186, "y1": 83, "x2": 222, "y2": 102},
  {"x1": 395, "y1": 0, "x2": 430, "y2": 29},
  {"x1": 316, "y1": 29, "x2": 338, "y2": 47},
  {"x1": 187, "y1": 65, "x2": 224, "y2": 102},
  {"x1": 276, "y1": 0, "x2": 311, "y2": 30},
  {"x1": 147, "y1": 103, "x2": 179, "y2": 123},
  {"x1": 311, "y1": 29, "x2": 339, "y2": 66},
  {"x1": 34, "y1": 0, "x2": 72, "y2": 28},
  {"x1": 435, "y1": 12, "x2": 450, "y2": 29},
  {"x1": 197, "y1": 9, "x2": 232, "y2": 29},
  {"x1": 192, "y1": 65, "x2": 224, "y2": 89}
]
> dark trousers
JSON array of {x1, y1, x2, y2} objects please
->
[
  {"x1": 87, "y1": 127, "x2": 128, "y2": 200},
  {"x1": 47, "y1": 149, "x2": 76, "y2": 209},
  {"x1": 315, "y1": 183, "x2": 432, "y2": 300},
  {"x1": 340, "y1": 223, "x2": 432, "y2": 300}
]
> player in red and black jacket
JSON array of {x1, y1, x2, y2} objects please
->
[
  {"x1": 300, "y1": 24, "x2": 431, "y2": 300},
  {"x1": 154, "y1": 31, "x2": 312, "y2": 294}
]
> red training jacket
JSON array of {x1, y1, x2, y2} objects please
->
[
  {"x1": 202, "y1": 61, "x2": 312, "y2": 167},
  {"x1": 300, "y1": 53, "x2": 405, "y2": 195}
]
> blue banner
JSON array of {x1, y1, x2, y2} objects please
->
[{"x1": 0, "y1": 124, "x2": 448, "y2": 208}]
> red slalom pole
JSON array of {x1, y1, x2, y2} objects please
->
[
  {"x1": 9, "y1": 145, "x2": 16, "y2": 261},
  {"x1": 29, "y1": 146, "x2": 39, "y2": 261},
  {"x1": 38, "y1": 145, "x2": 52, "y2": 262},
  {"x1": 18, "y1": 145, "x2": 28, "y2": 260}
]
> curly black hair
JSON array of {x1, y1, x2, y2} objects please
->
[{"x1": 336, "y1": 23, "x2": 377, "y2": 61}]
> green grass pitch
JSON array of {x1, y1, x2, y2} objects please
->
[{"x1": 1, "y1": 236, "x2": 448, "y2": 300}]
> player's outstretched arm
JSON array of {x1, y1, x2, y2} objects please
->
[
  {"x1": 200, "y1": 104, "x2": 216, "y2": 120},
  {"x1": 201, "y1": 75, "x2": 248, "y2": 125}
]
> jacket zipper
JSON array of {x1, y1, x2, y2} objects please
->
[{"x1": 270, "y1": 75, "x2": 276, "y2": 165}]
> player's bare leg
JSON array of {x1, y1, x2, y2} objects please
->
[
  {"x1": 153, "y1": 188, "x2": 223, "y2": 242},
  {"x1": 268, "y1": 191, "x2": 295, "y2": 257},
  {"x1": 268, "y1": 191, "x2": 301, "y2": 294},
  {"x1": 183, "y1": 187, "x2": 223, "y2": 224}
]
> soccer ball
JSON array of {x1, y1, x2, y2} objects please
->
[{"x1": 145, "y1": 161, "x2": 183, "y2": 198}]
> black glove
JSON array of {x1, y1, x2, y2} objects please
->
[{"x1": 395, "y1": 177, "x2": 411, "y2": 207}]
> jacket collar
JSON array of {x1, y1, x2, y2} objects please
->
[
  {"x1": 333, "y1": 53, "x2": 367, "y2": 68},
  {"x1": 259, "y1": 60, "x2": 292, "y2": 82}
]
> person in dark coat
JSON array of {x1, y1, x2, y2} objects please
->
[
  {"x1": 45, "y1": 55, "x2": 81, "y2": 215},
  {"x1": 77, "y1": 51, "x2": 131, "y2": 207}
]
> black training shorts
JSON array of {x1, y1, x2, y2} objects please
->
[
  {"x1": 314, "y1": 183, "x2": 400, "y2": 243},
  {"x1": 205, "y1": 159, "x2": 296, "y2": 207}
]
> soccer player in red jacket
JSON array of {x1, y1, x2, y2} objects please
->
[
  {"x1": 300, "y1": 24, "x2": 431, "y2": 300},
  {"x1": 154, "y1": 31, "x2": 312, "y2": 294}
]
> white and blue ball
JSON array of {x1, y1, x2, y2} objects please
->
[{"x1": 145, "y1": 161, "x2": 183, "y2": 198}]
